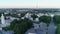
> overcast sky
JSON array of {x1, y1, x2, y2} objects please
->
[{"x1": 0, "y1": 0, "x2": 60, "y2": 8}]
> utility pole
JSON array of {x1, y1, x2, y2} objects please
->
[
  {"x1": 33, "y1": 0, "x2": 38, "y2": 8},
  {"x1": 35, "y1": 0, "x2": 38, "y2": 8}
]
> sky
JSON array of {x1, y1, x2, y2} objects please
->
[{"x1": 0, "y1": 0, "x2": 60, "y2": 8}]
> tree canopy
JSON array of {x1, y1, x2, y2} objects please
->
[
  {"x1": 3, "y1": 18, "x2": 33, "y2": 34},
  {"x1": 31, "y1": 14, "x2": 38, "y2": 20},
  {"x1": 39, "y1": 15, "x2": 51, "y2": 24}
]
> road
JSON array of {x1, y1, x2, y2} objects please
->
[
  {"x1": 25, "y1": 17, "x2": 57, "y2": 34},
  {"x1": 25, "y1": 23, "x2": 47, "y2": 34},
  {"x1": 47, "y1": 17, "x2": 57, "y2": 34}
]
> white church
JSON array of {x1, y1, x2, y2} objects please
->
[
  {"x1": 1, "y1": 14, "x2": 5, "y2": 24},
  {"x1": 0, "y1": 14, "x2": 11, "y2": 30}
]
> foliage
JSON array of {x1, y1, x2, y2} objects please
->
[
  {"x1": 3, "y1": 18, "x2": 33, "y2": 34},
  {"x1": 39, "y1": 15, "x2": 51, "y2": 24},
  {"x1": 20, "y1": 13, "x2": 26, "y2": 17},
  {"x1": 56, "y1": 24, "x2": 60, "y2": 34},
  {"x1": 53, "y1": 15, "x2": 60, "y2": 25},
  {"x1": 53, "y1": 15, "x2": 60, "y2": 34},
  {"x1": 3, "y1": 26, "x2": 11, "y2": 31},
  {"x1": 31, "y1": 14, "x2": 38, "y2": 20}
]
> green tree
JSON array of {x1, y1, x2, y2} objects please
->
[
  {"x1": 53, "y1": 15, "x2": 60, "y2": 25},
  {"x1": 20, "y1": 13, "x2": 26, "y2": 17},
  {"x1": 3, "y1": 18, "x2": 33, "y2": 34},
  {"x1": 39, "y1": 15, "x2": 51, "y2": 24},
  {"x1": 10, "y1": 19, "x2": 18, "y2": 29},
  {"x1": 31, "y1": 14, "x2": 38, "y2": 20},
  {"x1": 56, "y1": 24, "x2": 60, "y2": 34}
]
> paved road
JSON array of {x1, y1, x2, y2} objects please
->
[
  {"x1": 25, "y1": 17, "x2": 57, "y2": 34},
  {"x1": 48, "y1": 23, "x2": 57, "y2": 34},
  {"x1": 25, "y1": 23, "x2": 47, "y2": 34},
  {"x1": 47, "y1": 17, "x2": 57, "y2": 34},
  {"x1": 0, "y1": 30, "x2": 14, "y2": 34}
]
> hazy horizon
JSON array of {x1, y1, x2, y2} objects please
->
[{"x1": 0, "y1": 0, "x2": 60, "y2": 8}]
